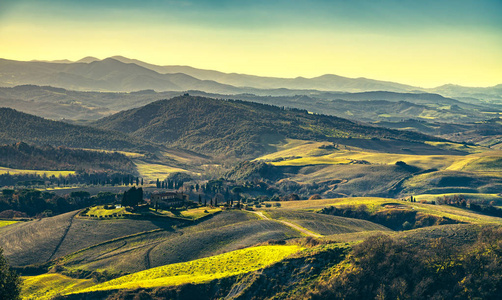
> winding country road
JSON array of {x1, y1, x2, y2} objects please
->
[{"x1": 249, "y1": 210, "x2": 323, "y2": 238}]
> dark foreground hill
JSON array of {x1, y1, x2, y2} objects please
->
[
  {"x1": 0, "y1": 108, "x2": 155, "y2": 152},
  {"x1": 92, "y1": 95, "x2": 445, "y2": 158}
]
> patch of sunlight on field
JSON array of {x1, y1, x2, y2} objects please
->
[
  {"x1": 0, "y1": 167, "x2": 75, "y2": 177},
  {"x1": 257, "y1": 139, "x2": 331, "y2": 161},
  {"x1": 268, "y1": 197, "x2": 502, "y2": 225},
  {"x1": 415, "y1": 193, "x2": 502, "y2": 203},
  {"x1": 85, "y1": 206, "x2": 127, "y2": 217},
  {"x1": 76, "y1": 245, "x2": 302, "y2": 293},
  {"x1": 271, "y1": 157, "x2": 353, "y2": 166},
  {"x1": 0, "y1": 220, "x2": 19, "y2": 227},
  {"x1": 424, "y1": 141, "x2": 485, "y2": 154},
  {"x1": 79, "y1": 148, "x2": 145, "y2": 158},
  {"x1": 328, "y1": 151, "x2": 464, "y2": 170},
  {"x1": 149, "y1": 207, "x2": 221, "y2": 220},
  {"x1": 259, "y1": 145, "x2": 470, "y2": 170},
  {"x1": 268, "y1": 197, "x2": 393, "y2": 211},
  {"x1": 21, "y1": 274, "x2": 94, "y2": 300},
  {"x1": 135, "y1": 161, "x2": 191, "y2": 181}
]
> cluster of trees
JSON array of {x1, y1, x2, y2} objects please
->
[
  {"x1": 0, "y1": 172, "x2": 142, "y2": 188},
  {"x1": 0, "y1": 189, "x2": 118, "y2": 217},
  {"x1": 121, "y1": 187, "x2": 143, "y2": 207},
  {"x1": 436, "y1": 194, "x2": 502, "y2": 218},
  {"x1": 310, "y1": 228, "x2": 502, "y2": 299}
]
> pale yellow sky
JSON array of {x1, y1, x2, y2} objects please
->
[{"x1": 1, "y1": 1, "x2": 501, "y2": 88}]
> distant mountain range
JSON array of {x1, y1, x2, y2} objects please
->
[{"x1": 2, "y1": 57, "x2": 500, "y2": 100}]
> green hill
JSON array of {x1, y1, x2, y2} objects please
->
[
  {"x1": 0, "y1": 142, "x2": 135, "y2": 174},
  {"x1": 92, "y1": 95, "x2": 447, "y2": 158},
  {"x1": 0, "y1": 108, "x2": 155, "y2": 152}
]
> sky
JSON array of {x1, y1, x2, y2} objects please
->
[{"x1": 0, "y1": 0, "x2": 501, "y2": 87}]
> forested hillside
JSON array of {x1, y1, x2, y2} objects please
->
[
  {"x1": 0, "y1": 108, "x2": 155, "y2": 151},
  {"x1": 93, "y1": 95, "x2": 444, "y2": 158},
  {"x1": 0, "y1": 142, "x2": 136, "y2": 174}
]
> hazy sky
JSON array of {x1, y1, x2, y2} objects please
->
[{"x1": 0, "y1": 0, "x2": 501, "y2": 87}]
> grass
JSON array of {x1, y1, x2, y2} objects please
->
[
  {"x1": 134, "y1": 160, "x2": 192, "y2": 181},
  {"x1": 76, "y1": 245, "x2": 302, "y2": 293},
  {"x1": 0, "y1": 166, "x2": 75, "y2": 176},
  {"x1": 51, "y1": 211, "x2": 300, "y2": 274},
  {"x1": 84, "y1": 206, "x2": 127, "y2": 217},
  {"x1": 267, "y1": 197, "x2": 502, "y2": 226},
  {"x1": 266, "y1": 210, "x2": 390, "y2": 235},
  {"x1": 21, "y1": 274, "x2": 94, "y2": 300},
  {"x1": 0, "y1": 220, "x2": 19, "y2": 227},
  {"x1": 271, "y1": 157, "x2": 353, "y2": 166},
  {"x1": 148, "y1": 207, "x2": 221, "y2": 220}
]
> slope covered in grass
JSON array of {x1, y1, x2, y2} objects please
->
[
  {"x1": 0, "y1": 211, "x2": 176, "y2": 267},
  {"x1": 77, "y1": 245, "x2": 302, "y2": 293},
  {"x1": 21, "y1": 274, "x2": 94, "y2": 300},
  {"x1": 266, "y1": 210, "x2": 390, "y2": 235},
  {"x1": 58, "y1": 211, "x2": 300, "y2": 274}
]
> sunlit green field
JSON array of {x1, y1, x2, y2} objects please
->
[
  {"x1": 75, "y1": 245, "x2": 302, "y2": 293},
  {"x1": 134, "y1": 160, "x2": 192, "y2": 181},
  {"x1": 0, "y1": 220, "x2": 19, "y2": 227},
  {"x1": 84, "y1": 206, "x2": 127, "y2": 217},
  {"x1": 266, "y1": 197, "x2": 502, "y2": 225},
  {"x1": 149, "y1": 207, "x2": 222, "y2": 220}
]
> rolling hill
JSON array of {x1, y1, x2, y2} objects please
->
[
  {"x1": 91, "y1": 95, "x2": 449, "y2": 158},
  {"x1": 0, "y1": 108, "x2": 156, "y2": 152}
]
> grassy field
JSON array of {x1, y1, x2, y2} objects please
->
[
  {"x1": 134, "y1": 160, "x2": 193, "y2": 181},
  {"x1": 76, "y1": 245, "x2": 302, "y2": 293},
  {"x1": 149, "y1": 207, "x2": 221, "y2": 220},
  {"x1": 0, "y1": 220, "x2": 19, "y2": 227},
  {"x1": 265, "y1": 210, "x2": 390, "y2": 236},
  {"x1": 0, "y1": 166, "x2": 75, "y2": 176},
  {"x1": 266, "y1": 198, "x2": 502, "y2": 225},
  {"x1": 54, "y1": 211, "x2": 300, "y2": 274},
  {"x1": 21, "y1": 274, "x2": 94, "y2": 300},
  {"x1": 0, "y1": 211, "x2": 176, "y2": 267},
  {"x1": 84, "y1": 206, "x2": 127, "y2": 217}
]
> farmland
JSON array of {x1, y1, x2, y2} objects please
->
[
  {"x1": 0, "y1": 220, "x2": 19, "y2": 227},
  {"x1": 76, "y1": 245, "x2": 302, "y2": 293}
]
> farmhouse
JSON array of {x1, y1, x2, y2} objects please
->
[{"x1": 151, "y1": 192, "x2": 189, "y2": 209}]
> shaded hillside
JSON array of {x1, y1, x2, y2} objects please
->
[
  {"x1": 0, "y1": 108, "x2": 155, "y2": 151},
  {"x1": 0, "y1": 142, "x2": 135, "y2": 173},
  {"x1": 92, "y1": 95, "x2": 445, "y2": 158}
]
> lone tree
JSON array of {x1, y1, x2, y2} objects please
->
[{"x1": 0, "y1": 248, "x2": 21, "y2": 300}]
